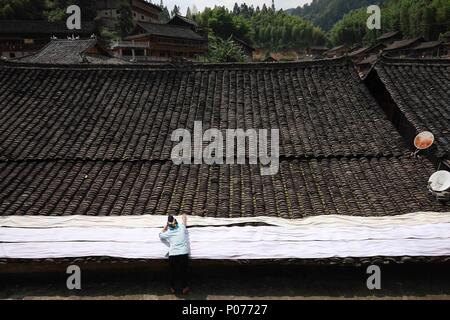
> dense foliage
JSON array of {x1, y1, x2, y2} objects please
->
[
  {"x1": 287, "y1": 0, "x2": 383, "y2": 31},
  {"x1": 0, "y1": 0, "x2": 47, "y2": 19},
  {"x1": 329, "y1": 0, "x2": 450, "y2": 45},
  {"x1": 193, "y1": 5, "x2": 327, "y2": 51},
  {"x1": 201, "y1": 35, "x2": 247, "y2": 62},
  {"x1": 0, "y1": 0, "x2": 96, "y2": 21}
]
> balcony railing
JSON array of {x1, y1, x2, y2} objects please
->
[
  {"x1": 122, "y1": 55, "x2": 171, "y2": 62},
  {"x1": 110, "y1": 40, "x2": 150, "y2": 49}
]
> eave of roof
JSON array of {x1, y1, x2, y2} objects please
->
[
  {"x1": 327, "y1": 44, "x2": 347, "y2": 53},
  {"x1": 376, "y1": 31, "x2": 400, "y2": 41},
  {"x1": 412, "y1": 40, "x2": 443, "y2": 50},
  {"x1": 357, "y1": 54, "x2": 378, "y2": 65},
  {"x1": 168, "y1": 14, "x2": 198, "y2": 27},
  {"x1": 384, "y1": 37, "x2": 424, "y2": 51},
  {"x1": 17, "y1": 38, "x2": 99, "y2": 64},
  {"x1": 131, "y1": 22, "x2": 206, "y2": 41}
]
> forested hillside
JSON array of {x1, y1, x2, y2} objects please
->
[
  {"x1": 0, "y1": 0, "x2": 96, "y2": 20},
  {"x1": 329, "y1": 0, "x2": 450, "y2": 45},
  {"x1": 194, "y1": 5, "x2": 327, "y2": 51},
  {"x1": 287, "y1": 0, "x2": 383, "y2": 31}
]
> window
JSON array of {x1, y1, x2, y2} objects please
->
[
  {"x1": 10, "y1": 52, "x2": 16, "y2": 58},
  {"x1": 123, "y1": 49, "x2": 132, "y2": 56},
  {"x1": 141, "y1": 15, "x2": 145, "y2": 20}
]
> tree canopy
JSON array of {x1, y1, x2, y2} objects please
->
[
  {"x1": 329, "y1": 0, "x2": 450, "y2": 45},
  {"x1": 288, "y1": 0, "x2": 384, "y2": 31},
  {"x1": 194, "y1": 5, "x2": 327, "y2": 51},
  {"x1": 0, "y1": 0, "x2": 96, "y2": 21}
]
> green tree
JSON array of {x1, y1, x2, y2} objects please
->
[
  {"x1": 118, "y1": 0, "x2": 133, "y2": 36},
  {"x1": 203, "y1": 35, "x2": 246, "y2": 62},
  {"x1": 186, "y1": 7, "x2": 192, "y2": 19},
  {"x1": 328, "y1": 0, "x2": 450, "y2": 46},
  {"x1": 171, "y1": 5, "x2": 180, "y2": 17},
  {"x1": 0, "y1": 0, "x2": 47, "y2": 19},
  {"x1": 160, "y1": 5, "x2": 170, "y2": 22}
]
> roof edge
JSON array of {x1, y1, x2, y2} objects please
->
[
  {"x1": 377, "y1": 55, "x2": 450, "y2": 66},
  {"x1": 0, "y1": 56, "x2": 353, "y2": 71}
]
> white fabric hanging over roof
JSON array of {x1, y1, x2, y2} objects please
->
[
  {"x1": 1, "y1": 211, "x2": 449, "y2": 229},
  {"x1": 0, "y1": 212, "x2": 449, "y2": 259}
]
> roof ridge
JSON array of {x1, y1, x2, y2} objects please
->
[
  {"x1": 0, "y1": 153, "x2": 411, "y2": 164},
  {"x1": 0, "y1": 56, "x2": 352, "y2": 70},
  {"x1": 378, "y1": 55, "x2": 450, "y2": 66}
]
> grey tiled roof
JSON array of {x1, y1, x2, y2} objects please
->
[
  {"x1": 132, "y1": 21, "x2": 205, "y2": 40},
  {"x1": 19, "y1": 39, "x2": 98, "y2": 64},
  {"x1": 0, "y1": 59, "x2": 407, "y2": 161},
  {"x1": 373, "y1": 58, "x2": 450, "y2": 157},
  {"x1": 376, "y1": 31, "x2": 401, "y2": 41},
  {"x1": 0, "y1": 157, "x2": 446, "y2": 217},
  {"x1": 0, "y1": 58, "x2": 446, "y2": 218},
  {"x1": 384, "y1": 37, "x2": 424, "y2": 51},
  {"x1": 413, "y1": 41, "x2": 443, "y2": 51}
]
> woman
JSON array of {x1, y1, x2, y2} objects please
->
[{"x1": 159, "y1": 213, "x2": 190, "y2": 294}]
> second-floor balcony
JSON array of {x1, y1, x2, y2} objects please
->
[{"x1": 110, "y1": 40, "x2": 150, "y2": 49}]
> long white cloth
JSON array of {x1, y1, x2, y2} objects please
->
[
  {"x1": 1, "y1": 212, "x2": 449, "y2": 259},
  {"x1": 1, "y1": 212, "x2": 449, "y2": 228}
]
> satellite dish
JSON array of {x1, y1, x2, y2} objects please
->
[
  {"x1": 428, "y1": 171, "x2": 450, "y2": 192},
  {"x1": 414, "y1": 131, "x2": 434, "y2": 150},
  {"x1": 428, "y1": 170, "x2": 450, "y2": 202}
]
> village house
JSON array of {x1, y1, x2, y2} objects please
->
[
  {"x1": 0, "y1": 20, "x2": 96, "y2": 59},
  {"x1": 111, "y1": 15, "x2": 207, "y2": 61},
  {"x1": 230, "y1": 35, "x2": 255, "y2": 61},
  {"x1": 376, "y1": 31, "x2": 402, "y2": 46},
  {"x1": 410, "y1": 41, "x2": 447, "y2": 58},
  {"x1": 325, "y1": 44, "x2": 348, "y2": 58},
  {"x1": 305, "y1": 45, "x2": 329, "y2": 58},
  {"x1": 383, "y1": 37, "x2": 425, "y2": 56},
  {"x1": 348, "y1": 42, "x2": 385, "y2": 63},
  {"x1": 96, "y1": 0, "x2": 162, "y2": 28},
  {"x1": 15, "y1": 38, "x2": 127, "y2": 64}
]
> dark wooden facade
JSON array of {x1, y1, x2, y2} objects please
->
[
  {"x1": 116, "y1": 20, "x2": 207, "y2": 61},
  {"x1": 0, "y1": 20, "x2": 96, "y2": 59}
]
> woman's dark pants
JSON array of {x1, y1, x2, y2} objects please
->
[{"x1": 168, "y1": 254, "x2": 189, "y2": 289}]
